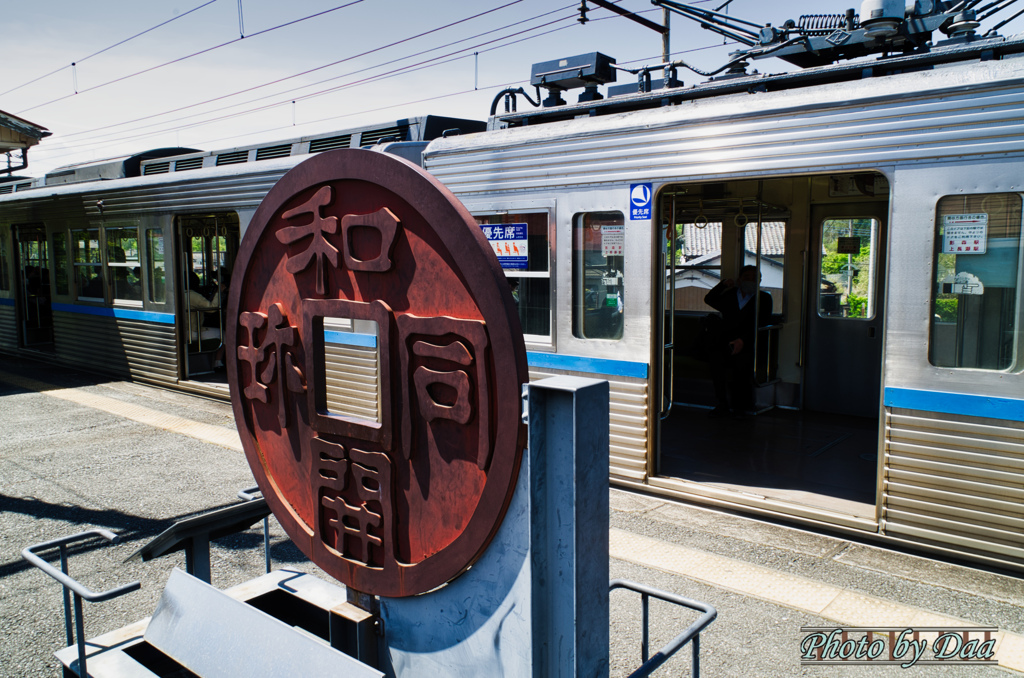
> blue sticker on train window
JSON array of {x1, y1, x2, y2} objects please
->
[
  {"x1": 630, "y1": 183, "x2": 652, "y2": 220},
  {"x1": 480, "y1": 223, "x2": 528, "y2": 270}
]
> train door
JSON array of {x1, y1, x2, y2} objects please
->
[
  {"x1": 177, "y1": 213, "x2": 239, "y2": 382},
  {"x1": 654, "y1": 173, "x2": 887, "y2": 526},
  {"x1": 13, "y1": 224, "x2": 53, "y2": 348},
  {"x1": 804, "y1": 203, "x2": 888, "y2": 418}
]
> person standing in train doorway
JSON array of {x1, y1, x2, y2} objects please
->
[{"x1": 703, "y1": 265, "x2": 772, "y2": 418}]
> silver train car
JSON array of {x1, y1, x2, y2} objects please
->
[
  {"x1": 421, "y1": 4, "x2": 1024, "y2": 571},
  {"x1": 2, "y1": 0, "x2": 1024, "y2": 572},
  {"x1": 0, "y1": 116, "x2": 484, "y2": 401}
]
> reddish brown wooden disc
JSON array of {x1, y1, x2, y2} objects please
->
[{"x1": 226, "y1": 149, "x2": 527, "y2": 597}]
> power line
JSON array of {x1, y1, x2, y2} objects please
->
[
  {"x1": 198, "y1": 42, "x2": 727, "y2": 148},
  {"x1": 0, "y1": 0, "x2": 219, "y2": 98},
  {"x1": 47, "y1": 0, "x2": 532, "y2": 142},
  {"x1": 32, "y1": 37, "x2": 727, "y2": 168},
  {"x1": 30, "y1": 2, "x2": 733, "y2": 166},
  {"x1": 33, "y1": 9, "x2": 578, "y2": 157},
  {"x1": 42, "y1": 1, "x2": 557, "y2": 149},
  {"x1": 15, "y1": 0, "x2": 369, "y2": 115}
]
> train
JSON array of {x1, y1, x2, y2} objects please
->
[{"x1": 3, "y1": 0, "x2": 1024, "y2": 572}]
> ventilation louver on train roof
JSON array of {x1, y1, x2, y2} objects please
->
[
  {"x1": 142, "y1": 161, "x2": 171, "y2": 175},
  {"x1": 0, "y1": 184, "x2": 13, "y2": 194},
  {"x1": 215, "y1": 150, "x2": 249, "y2": 166},
  {"x1": 360, "y1": 126, "x2": 407, "y2": 147},
  {"x1": 255, "y1": 144, "x2": 292, "y2": 161},
  {"x1": 174, "y1": 157, "x2": 203, "y2": 171},
  {"x1": 309, "y1": 134, "x2": 352, "y2": 153}
]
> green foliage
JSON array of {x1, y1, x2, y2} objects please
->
[
  {"x1": 848, "y1": 294, "x2": 868, "y2": 318},
  {"x1": 934, "y1": 297, "x2": 958, "y2": 322}
]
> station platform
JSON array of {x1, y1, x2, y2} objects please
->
[{"x1": 1, "y1": 355, "x2": 1023, "y2": 677}]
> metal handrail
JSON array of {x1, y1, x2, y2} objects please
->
[
  {"x1": 661, "y1": 194, "x2": 678, "y2": 420},
  {"x1": 23, "y1": 529, "x2": 141, "y2": 678},
  {"x1": 238, "y1": 485, "x2": 272, "y2": 574},
  {"x1": 611, "y1": 578, "x2": 717, "y2": 678}
]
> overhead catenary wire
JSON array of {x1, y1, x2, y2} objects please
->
[
  {"x1": 0, "y1": 0, "x2": 218, "y2": 98},
  {"x1": 121, "y1": 41, "x2": 724, "y2": 155},
  {"x1": 15, "y1": 0, "x2": 370, "y2": 115},
  {"x1": 34, "y1": 37, "x2": 725, "y2": 168},
  {"x1": 49, "y1": 0, "x2": 695, "y2": 152},
  {"x1": 49, "y1": 0, "x2": 537, "y2": 145},
  {"x1": 31, "y1": 7, "x2": 585, "y2": 159},
  {"x1": 50, "y1": 2, "x2": 577, "y2": 151},
  {"x1": 27, "y1": 0, "x2": 726, "y2": 167}
]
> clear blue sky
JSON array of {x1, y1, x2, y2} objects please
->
[{"x1": 4, "y1": 0, "x2": 1023, "y2": 176}]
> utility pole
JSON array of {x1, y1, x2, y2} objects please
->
[{"x1": 579, "y1": 0, "x2": 671, "y2": 80}]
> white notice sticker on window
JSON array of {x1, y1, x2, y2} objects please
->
[
  {"x1": 942, "y1": 214, "x2": 988, "y2": 254},
  {"x1": 601, "y1": 225, "x2": 624, "y2": 257}
]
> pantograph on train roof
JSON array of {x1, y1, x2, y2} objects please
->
[{"x1": 498, "y1": 0, "x2": 1024, "y2": 126}]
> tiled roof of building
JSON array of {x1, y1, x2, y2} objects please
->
[{"x1": 680, "y1": 221, "x2": 786, "y2": 259}]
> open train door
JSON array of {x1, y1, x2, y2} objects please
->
[
  {"x1": 652, "y1": 173, "x2": 887, "y2": 527},
  {"x1": 13, "y1": 224, "x2": 53, "y2": 349},
  {"x1": 803, "y1": 202, "x2": 888, "y2": 418},
  {"x1": 176, "y1": 213, "x2": 239, "y2": 383}
]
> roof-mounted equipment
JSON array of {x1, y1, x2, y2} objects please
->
[{"x1": 530, "y1": 52, "x2": 617, "y2": 107}]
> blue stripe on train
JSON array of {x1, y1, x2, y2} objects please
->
[
  {"x1": 52, "y1": 303, "x2": 176, "y2": 325},
  {"x1": 885, "y1": 387, "x2": 1024, "y2": 422},
  {"x1": 324, "y1": 330, "x2": 377, "y2": 348},
  {"x1": 317, "y1": 334, "x2": 650, "y2": 379},
  {"x1": 526, "y1": 352, "x2": 648, "y2": 379},
  {"x1": 0, "y1": 297, "x2": 13, "y2": 306},
  {"x1": 41, "y1": 305, "x2": 650, "y2": 380}
]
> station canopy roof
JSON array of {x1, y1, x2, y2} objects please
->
[{"x1": 0, "y1": 109, "x2": 49, "y2": 151}]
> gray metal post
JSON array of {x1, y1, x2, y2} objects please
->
[
  {"x1": 185, "y1": 536, "x2": 212, "y2": 584},
  {"x1": 528, "y1": 376, "x2": 610, "y2": 678}
]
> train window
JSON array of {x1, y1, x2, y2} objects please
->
[
  {"x1": 817, "y1": 218, "x2": 879, "y2": 319},
  {"x1": 72, "y1": 228, "x2": 103, "y2": 301},
  {"x1": 572, "y1": 212, "x2": 625, "y2": 341},
  {"x1": 320, "y1": 317, "x2": 381, "y2": 424},
  {"x1": 474, "y1": 212, "x2": 550, "y2": 339},
  {"x1": 930, "y1": 193, "x2": 1022, "y2": 370},
  {"x1": 0, "y1": 226, "x2": 9, "y2": 292},
  {"x1": 107, "y1": 225, "x2": 142, "y2": 304},
  {"x1": 53, "y1": 231, "x2": 69, "y2": 296},
  {"x1": 146, "y1": 229, "x2": 166, "y2": 303}
]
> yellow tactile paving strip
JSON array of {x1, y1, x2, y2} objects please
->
[
  {"x1": 0, "y1": 371, "x2": 242, "y2": 452},
  {"x1": 4, "y1": 369, "x2": 1022, "y2": 671},
  {"x1": 610, "y1": 528, "x2": 1024, "y2": 672}
]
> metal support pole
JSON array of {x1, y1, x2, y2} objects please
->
[
  {"x1": 60, "y1": 545, "x2": 73, "y2": 648},
  {"x1": 239, "y1": 486, "x2": 272, "y2": 573},
  {"x1": 663, "y1": 8, "x2": 672, "y2": 82},
  {"x1": 528, "y1": 376, "x2": 610, "y2": 678},
  {"x1": 73, "y1": 593, "x2": 86, "y2": 675},
  {"x1": 641, "y1": 592, "x2": 650, "y2": 663},
  {"x1": 185, "y1": 536, "x2": 212, "y2": 584}
]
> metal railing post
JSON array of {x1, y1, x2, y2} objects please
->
[
  {"x1": 22, "y1": 529, "x2": 141, "y2": 678},
  {"x1": 239, "y1": 486, "x2": 271, "y2": 574},
  {"x1": 610, "y1": 579, "x2": 717, "y2": 678}
]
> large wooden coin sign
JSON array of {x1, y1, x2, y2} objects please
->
[{"x1": 226, "y1": 149, "x2": 528, "y2": 597}]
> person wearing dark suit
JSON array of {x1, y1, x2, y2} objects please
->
[{"x1": 703, "y1": 265, "x2": 773, "y2": 416}]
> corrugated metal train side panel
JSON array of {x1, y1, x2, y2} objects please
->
[
  {"x1": 0, "y1": 304, "x2": 15, "y2": 351},
  {"x1": 427, "y1": 62, "x2": 1024, "y2": 195},
  {"x1": 529, "y1": 368, "x2": 649, "y2": 481},
  {"x1": 52, "y1": 312, "x2": 178, "y2": 385},
  {"x1": 884, "y1": 409, "x2": 1024, "y2": 568}
]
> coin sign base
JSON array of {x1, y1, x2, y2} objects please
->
[{"x1": 227, "y1": 149, "x2": 528, "y2": 598}]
